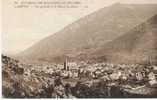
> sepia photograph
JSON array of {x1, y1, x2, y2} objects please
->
[{"x1": 1, "y1": 0, "x2": 157, "y2": 98}]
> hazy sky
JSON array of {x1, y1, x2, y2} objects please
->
[{"x1": 2, "y1": 0, "x2": 157, "y2": 55}]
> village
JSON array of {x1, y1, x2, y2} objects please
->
[
  {"x1": 29, "y1": 59, "x2": 157, "y2": 87},
  {"x1": 2, "y1": 55, "x2": 157, "y2": 98}
]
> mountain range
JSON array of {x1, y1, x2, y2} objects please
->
[{"x1": 17, "y1": 3, "x2": 157, "y2": 64}]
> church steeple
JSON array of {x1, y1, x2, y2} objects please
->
[{"x1": 64, "y1": 58, "x2": 68, "y2": 70}]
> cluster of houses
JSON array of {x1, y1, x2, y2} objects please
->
[{"x1": 24, "y1": 59, "x2": 157, "y2": 88}]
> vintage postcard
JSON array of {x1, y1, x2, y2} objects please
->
[{"x1": 1, "y1": 0, "x2": 157, "y2": 98}]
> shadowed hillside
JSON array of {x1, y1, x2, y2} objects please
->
[{"x1": 92, "y1": 14, "x2": 157, "y2": 64}]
